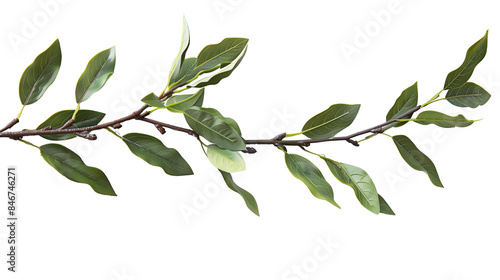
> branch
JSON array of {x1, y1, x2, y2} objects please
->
[
  {"x1": 0, "y1": 84, "x2": 183, "y2": 140},
  {"x1": 0, "y1": 94, "x2": 421, "y2": 152},
  {"x1": 244, "y1": 105, "x2": 422, "y2": 147}
]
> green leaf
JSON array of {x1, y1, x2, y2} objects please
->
[
  {"x1": 122, "y1": 133, "x2": 193, "y2": 176},
  {"x1": 183, "y1": 106, "x2": 245, "y2": 150},
  {"x1": 168, "y1": 57, "x2": 197, "y2": 87},
  {"x1": 76, "y1": 46, "x2": 116, "y2": 103},
  {"x1": 165, "y1": 88, "x2": 204, "y2": 112},
  {"x1": 444, "y1": 30, "x2": 488, "y2": 90},
  {"x1": 393, "y1": 135, "x2": 443, "y2": 187},
  {"x1": 323, "y1": 158, "x2": 380, "y2": 214},
  {"x1": 36, "y1": 109, "x2": 105, "y2": 141},
  {"x1": 141, "y1": 93, "x2": 165, "y2": 108},
  {"x1": 198, "y1": 107, "x2": 241, "y2": 136},
  {"x1": 220, "y1": 171, "x2": 259, "y2": 216},
  {"x1": 300, "y1": 104, "x2": 360, "y2": 139},
  {"x1": 284, "y1": 153, "x2": 340, "y2": 208},
  {"x1": 189, "y1": 44, "x2": 248, "y2": 88},
  {"x1": 446, "y1": 82, "x2": 491, "y2": 108},
  {"x1": 19, "y1": 39, "x2": 62, "y2": 106},
  {"x1": 378, "y1": 194, "x2": 395, "y2": 215},
  {"x1": 412, "y1": 111, "x2": 474, "y2": 128},
  {"x1": 385, "y1": 82, "x2": 418, "y2": 129},
  {"x1": 168, "y1": 17, "x2": 190, "y2": 86},
  {"x1": 40, "y1": 143, "x2": 116, "y2": 196},
  {"x1": 169, "y1": 38, "x2": 249, "y2": 87},
  {"x1": 207, "y1": 144, "x2": 245, "y2": 173}
]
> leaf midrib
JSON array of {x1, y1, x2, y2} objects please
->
[
  {"x1": 337, "y1": 162, "x2": 377, "y2": 210},
  {"x1": 185, "y1": 111, "x2": 236, "y2": 143},
  {"x1": 78, "y1": 55, "x2": 112, "y2": 104},
  {"x1": 123, "y1": 137, "x2": 187, "y2": 170},
  {"x1": 303, "y1": 112, "x2": 349, "y2": 135}
]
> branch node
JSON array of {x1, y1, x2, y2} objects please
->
[
  {"x1": 155, "y1": 124, "x2": 166, "y2": 134},
  {"x1": 272, "y1": 132, "x2": 287, "y2": 141},
  {"x1": 346, "y1": 139, "x2": 359, "y2": 147},
  {"x1": 58, "y1": 119, "x2": 74, "y2": 130},
  {"x1": 0, "y1": 118, "x2": 20, "y2": 133},
  {"x1": 112, "y1": 123, "x2": 122, "y2": 129},
  {"x1": 74, "y1": 132, "x2": 97, "y2": 140},
  {"x1": 140, "y1": 111, "x2": 150, "y2": 118},
  {"x1": 242, "y1": 147, "x2": 257, "y2": 154},
  {"x1": 371, "y1": 127, "x2": 384, "y2": 134}
]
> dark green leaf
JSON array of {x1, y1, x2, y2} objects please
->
[
  {"x1": 76, "y1": 46, "x2": 116, "y2": 103},
  {"x1": 199, "y1": 107, "x2": 241, "y2": 136},
  {"x1": 207, "y1": 144, "x2": 245, "y2": 173},
  {"x1": 444, "y1": 31, "x2": 488, "y2": 90},
  {"x1": 183, "y1": 106, "x2": 245, "y2": 150},
  {"x1": 141, "y1": 93, "x2": 165, "y2": 108},
  {"x1": 169, "y1": 38, "x2": 249, "y2": 87},
  {"x1": 122, "y1": 133, "x2": 193, "y2": 176},
  {"x1": 166, "y1": 88, "x2": 204, "y2": 113},
  {"x1": 323, "y1": 158, "x2": 380, "y2": 214},
  {"x1": 40, "y1": 143, "x2": 116, "y2": 196},
  {"x1": 446, "y1": 82, "x2": 491, "y2": 108},
  {"x1": 378, "y1": 194, "x2": 395, "y2": 215},
  {"x1": 300, "y1": 104, "x2": 360, "y2": 139},
  {"x1": 285, "y1": 153, "x2": 340, "y2": 208},
  {"x1": 220, "y1": 171, "x2": 259, "y2": 216},
  {"x1": 412, "y1": 111, "x2": 474, "y2": 128},
  {"x1": 19, "y1": 39, "x2": 62, "y2": 106},
  {"x1": 168, "y1": 17, "x2": 190, "y2": 87},
  {"x1": 385, "y1": 82, "x2": 418, "y2": 129},
  {"x1": 168, "y1": 57, "x2": 197, "y2": 87},
  {"x1": 36, "y1": 110, "x2": 105, "y2": 140},
  {"x1": 189, "y1": 45, "x2": 248, "y2": 88},
  {"x1": 393, "y1": 135, "x2": 443, "y2": 187}
]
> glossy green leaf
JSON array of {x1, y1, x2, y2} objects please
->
[
  {"x1": 300, "y1": 104, "x2": 360, "y2": 139},
  {"x1": 19, "y1": 39, "x2": 62, "y2": 106},
  {"x1": 40, "y1": 143, "x2": 116, "y2": 196},
  {"x1": 207, "y1": 144, "x2": 245, "y2": 173},
  {"x1": 378, "y1": 194, "x2": 395, "y2": 215},
  {"x1": 189, "y1": 44, "x2": 248, "y2": 88},
  {"x1": 166, "y1": 88, "x2": 204, "y2": 112},
  {"x1": 169, "y1": 38, "x2": 249, "y2": 87},
  {"x1": 385, "y1": 82, "x2": 418, "y2": 129},
  {"x1": 444, "y1": 31, "x2": 488, "y2": 90},
  {"x1": 446, "y1": 82, "x2": 491, "y2": 108},
  {"x1": 323, "y1": 158, "x2": 380, "y2": 214},
  {"x1": 168, "y1": 57, "x2": 197, "y2": 87},
  {"x1": 199, "y1": 107, "x2": 241, "y2": 136},
  {"x1": 141, "y1": 93, "x2": 165, "y2": 108},
  {"x1": 36, "y1": 109, "x2": 105, "y2": 141},
  {"x1": 412, "y1": 111, "x2": 474, "y2": 128},
  {"x1": 122, "y1": 133, "x2": 193, "y2": 176},
  {"x1": 285, "y1": 153, "x2": 340, "y2": 208},
  {"x1": 393, "y1": 135, "x2": 443, "y2": 187},
  {"x1": 220, "y1": 171, "x2": 259, "y2": 216},
  {"x1": 76, "y1": 46, "x2": 116, "y2": 103},
  {"x1": 168, "y1": 17, "x2": 190, "y2": 86},
  {"x1": 183, "y1": 106, "x2": 245, "y2": 150}
]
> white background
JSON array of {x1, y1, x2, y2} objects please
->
[{"x1": 1, "y1": 0, "x2": 499, "y2": 279}]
